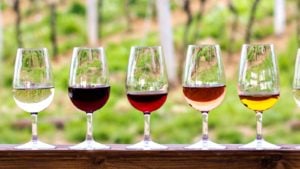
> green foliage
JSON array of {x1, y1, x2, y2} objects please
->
[
  {"x1": 53, "y1": 66, "x2": 69, "y2": 90},
  {"x1": 278, "y1": 35, "x2": 298, "y2": 86},
  {"x1": 199, "y1": 7, "x2": 229, "y2": 39},
  {"x1": 232, "y1": 0, "x2": 274, "y2": 20},
  {"x1": 0, "y1": 1, "x2": 7, "y2": 10},
  {"x1": 253, "y1": 25, "x2": 274, "y2": 40},
  {"x1": 216, "y1": 129, "x2": 243, "y2": 144},
  {"x1": 128, "y1": 0, "x2": 149, "y2": 18},
  {"x1": 232, "y1": 0, "x2": 253, "y2": 16},
  {"x1": 68, "y1": 1, "x2": 86, "y2": 16},
  {"x1": 65, "y1": 115, "x2": 86, "y2": 142},
  {"x1": 106, "y1": 42, "x2": 130, "y2": 71},
  {"x1": 256, "y1": 0, "x2": 274, "y2": 20},
  {"x1": 101, "y1": 21, "x2": 126, "y2": 38},
  {"x1": 57, "y1": 13, "x2": 85, "y2": 35}
]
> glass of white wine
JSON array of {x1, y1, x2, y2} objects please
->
[
  {"x1": 238, "y1": 44, "x2": 280, "y2": 149},
  {"x1": 13, "y1": 48, "x2": 55, "y2": 149}
]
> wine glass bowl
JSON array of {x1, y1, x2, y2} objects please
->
[
  {"x1": 68, "y1": 47, "x2": 110, "y2": 150},
  {"x1": 293, "y1": 49, "x2": 300, "y2": 106},
  {"x1": 238, "y1": 44, "x2": 280, "y2": 149},
  {"x1": 13, "y1": 48, "x2": 55, "y2": 149},
  {"x1": 182, "y1": 44, "x2": 226, "y2": 150},
  {"x1": 126, "y1": 46, "x2": 168, "y2": 150},
  {"x1": 183, "y1": 85, "x2": 225, "y2": 112}
]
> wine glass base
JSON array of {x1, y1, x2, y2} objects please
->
[
  {"x1": 185, "y1": 139, "x2": 226, "y2": 150},
  {"x1": 126, "y1": 140, "x2": 168, "y2": 150},
  {"x1": 69, "y1": 140, "x2": 110, "y2": 150},
  {"x1": 239, "y1": 139, "x2": 280, "y2": 150},
  {"x1": 15, "y1": 140, "x2": 55, "y2": 150}
]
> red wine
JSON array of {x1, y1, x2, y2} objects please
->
[
  {"x1": 183, "y1": 85, "x2": 225, "y2": 111},
  {"x1": 68, "y1": 86, "x2": 110, "y2": 113},
  {"x1": 127, "y1": 91, "x2": 167, "y2": 113}
]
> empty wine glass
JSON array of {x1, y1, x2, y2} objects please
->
[
  {"x1": 13, "y1": 48, "x2": 55, "y2": 149},
  {"x1": 238, "y1": 44, "x2": 280, "y2": 149},
  {"x1": 182, "y1": 44, "x2": 226, "y2": 150},
  {"x1": 293, "y1": 49, "x2": 300, "y2": 104},
  {"x1": 68, "y1": 47, "x2": 110, "y2": 150},
  {"x1": 126, "y1": 46, "x2": 168, "y2": 150}
]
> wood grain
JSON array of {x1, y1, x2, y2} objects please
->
[{"x1": 0, "y1": 144, "x2": 299, "y2": 169}]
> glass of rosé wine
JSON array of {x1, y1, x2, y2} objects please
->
[{"x1": 182, "y1": 44, "x2": 226, "y2": 150}]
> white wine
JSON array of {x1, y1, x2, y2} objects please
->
[
  {"x1": 13, "y1": 87, "x2": 54, "y2": 113},
  {"x1": 239, "y1": 93, "x2": 279, "y2": 112}
]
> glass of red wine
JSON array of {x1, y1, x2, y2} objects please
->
[
  {"x1": 182, "y1": 44, "x2": 226, "y2": 150},
  {"x1": 13, "y1": 48, "x2": 55, "y2": 150},
  {"x1": 68, "y1": 47, "x2": 110, "y2": 150},
  {"x1": 126, "y1": 46, "x2": 168, "y2": 150}
]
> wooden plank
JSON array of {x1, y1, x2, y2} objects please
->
[{"x1": 0, "y1": 145, "x2": 299, "y2": 169}]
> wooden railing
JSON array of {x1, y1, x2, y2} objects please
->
[{"x1": 0, "y1": 144, "x2": 299, "y2": 169}]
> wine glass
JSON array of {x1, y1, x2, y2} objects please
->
[
  {"x1": 126, "y1": 46, "x2": 168, "y2": 150},
  {"x1": 182, "y1": 44, "x2": 226, "y2": 150},
  {"x1": 238, "y1": 44, "x2": 280, "y2": 149},
  {"x1": 13, "y1": 48, "x2": 55, "y2": 149},
  {"x1": 293, "y1": 49, "x2": 300, "y2": 149},
  {"x1": 68, "y1": 47, "x2": 110, "y2": 150},
  {"x1": 293, "y1": 49, "x2": 300, "y2": 104}
]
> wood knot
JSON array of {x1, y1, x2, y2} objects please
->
[{"x1": 93, "y1": 157, "x2": 105, "y2": 165}]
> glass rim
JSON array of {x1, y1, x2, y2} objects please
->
[
  {"x1": 242, "y1": 43, "x2": 274, "y2": 47},
  {"x1": 73, "y1": 47, "x2": 104, "y2": 50},
  {"x1": 131, "y1": 45, "x2": 162, "y2": 49},
  {"x1": 188, "y1": 44, "x2": 220, "y2": 48},
  {"x1": 17, "y1": 47, "x2": 48, "y2": 51}
]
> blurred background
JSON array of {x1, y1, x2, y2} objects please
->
[{"x1": 0, "y1": 0, "x2": 299, "y2": 145}]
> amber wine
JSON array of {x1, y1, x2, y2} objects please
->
[
  {"x1": 13, "y1": 87, "x2": 54, "y2": 113},
  {"x1": 239, "y1": 93, "x2": 279, "y2": 112}
]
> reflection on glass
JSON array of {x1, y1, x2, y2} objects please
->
[
  {"x1": 13, "y1": 48, "x2": 55, "y2": 149},
  {"x1": 68, "y1": 47, "x2": 110, "y2": 150},
  {"x1": 182, "y1": 44, "x2": 226, "y2": 150},
  {"x1": 238, "y1": 44, "x2": 280, "y2": 150},
  {"x1": 126, "y1": 46, "x2": 168, "y2": 150}
]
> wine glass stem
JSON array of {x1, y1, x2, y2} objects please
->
[
  {"x1": 256, "y1": 111, "x2": 263, "y2": 140},
  {"x1": 86, "y1": 112, "x2": 94, "y2": 141},
  {"x1": 201, "y1": 111, "x2": 209, "y2": 141},
  {"x1": 143, "y1": 113, "x2": 151, "y2": 142},
  {"x1": 31, "y1": 112, "x2": 38, "y2": 143}
]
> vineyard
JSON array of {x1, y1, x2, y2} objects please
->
[{"x1": 0, "y1": 0, "x2": 299, "y2": 146}]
